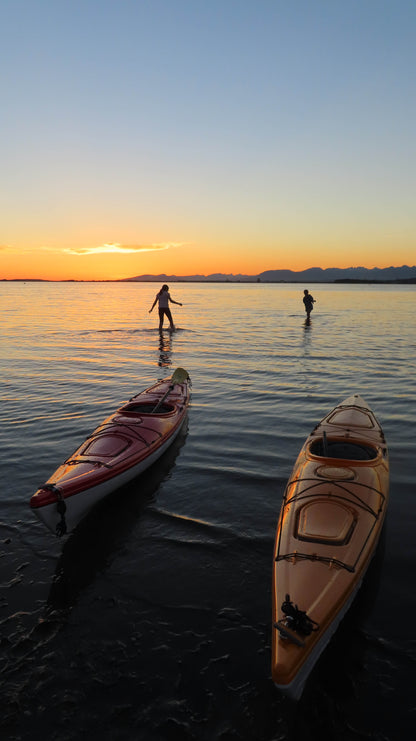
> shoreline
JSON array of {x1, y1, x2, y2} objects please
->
[{"x1": 2, "y1": 278, "x2": 416, "y2": 285}]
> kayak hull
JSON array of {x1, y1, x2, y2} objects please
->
[
  {"x1": 30, "y1": 372, "x2": 191, "y2": 535},
  {"x1": 271, "y1": 395, "x2": 389, "y2": 699}
]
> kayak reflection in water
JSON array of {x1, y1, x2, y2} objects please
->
[
  {"x1": 149, "y1": 284, "x2": 183, "y2": 331},
  {"x1": 303, "y1": 289, "x2": 316, "y2": 320}
]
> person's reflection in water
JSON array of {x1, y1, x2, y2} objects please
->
[
  {"x1": 158, "y1": 329, "x2": 173, "y2": 367},
  {"x1": 303, "y1": 314, "x2": 312, "y2": 355}
]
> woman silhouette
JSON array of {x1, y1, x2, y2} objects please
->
[{"x1": 149, "y1": 284, "x2": 183, "y2": 331}]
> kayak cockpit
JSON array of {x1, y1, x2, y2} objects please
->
[
  {"x1": 118, "y1": 402, "x2": 175, "y2": 415},
  {"x1": 309, "y1": 438, "x2": 378, "y2": 461}
]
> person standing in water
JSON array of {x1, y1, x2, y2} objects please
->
[
  {"x1": 149, "y1": 284, "x2": 183, "y2": 331},
  {"x1": 303, "y1": 289, "x2": 316, "y2": 319}
]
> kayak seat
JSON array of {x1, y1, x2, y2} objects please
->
[{"x1": 310, "y1": 439, "x2": 377, "y2": 460}]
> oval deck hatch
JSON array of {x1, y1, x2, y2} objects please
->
[
  {"x1": 327, "y1": 408, "x2": 374, "y2": 428},
  {"x1": 83, "y1": 435, "x2": 130, "y2": 457},
  {"x1": 296, "y1": 500, "x2": 357, "y2": 545},
  {"x1": 316, "y1": 465, "x2": 355, "y2": 480}
]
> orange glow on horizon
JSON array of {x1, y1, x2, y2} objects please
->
[{"x1": 1, "y1": 238, "x2": 415, "y2": 282}]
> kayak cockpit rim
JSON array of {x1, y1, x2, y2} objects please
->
[
  {"x1": 118, "y1": 401, "x2": 176, "y2": 415},
  {"x1": 308, "y1": 436, "x2": 380, "y2": 461}
]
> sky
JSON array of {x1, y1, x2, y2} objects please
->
[{"x1": 1, "y1": 0, "x2": 415, "y2": 281}]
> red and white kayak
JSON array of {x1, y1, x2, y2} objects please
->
[
  {"x1": 30, "y1": 368, "x2": 191, "y2": 536},
  {"x1": 271, "y1": 394, "x2": 389, "y2": 699}
]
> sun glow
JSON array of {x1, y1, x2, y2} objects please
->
[
  {"x1": 1, "y1": 237, "x2": 415, "y2": 282},
  {"x1": 63, "y1": 243, "x2": 183, "y2": 256}
]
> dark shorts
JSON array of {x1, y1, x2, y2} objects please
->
[{"x1": 159, "y1": 307, "x2": 173, "y2": 322}]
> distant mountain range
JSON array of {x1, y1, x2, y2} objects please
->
[
  {"x1": 3, "y1": 265, "x2": 415, "y2": 283},
  {"x1": 122, "y1": 266, "x2": 416, "y2": 283}
]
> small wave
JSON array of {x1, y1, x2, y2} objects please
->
[{"x1": 146, "y1": 506, "x2": 273, "y2": 549}]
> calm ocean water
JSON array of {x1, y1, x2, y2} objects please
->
[{"x1": 1, "y1": 281, "x2": 415, "y2": 740}]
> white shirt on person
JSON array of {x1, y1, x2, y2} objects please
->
[{"x1": 157, "y1": 291, "x2": 170, "y2": 309}]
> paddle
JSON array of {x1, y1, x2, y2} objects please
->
[{"x1": 152, "y1": 367, "x2": 189, "y2": 413}]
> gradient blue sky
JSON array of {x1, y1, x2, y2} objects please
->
[{"x1": 1, "y1": 0, "x2": 415, "y2": 279}]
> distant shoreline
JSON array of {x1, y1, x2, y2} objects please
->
[
  {"x1": 2, "y1": 278, "x2": 416, "y2": 285},
  {"x1": 2, "y1": 265, "x2": 416, "y2": 284}
]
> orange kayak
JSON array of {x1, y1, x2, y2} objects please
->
[
  {"x1": 271, "y1": 395, "x2": 389, "y2": 699},
  {"x1": 30, "y1": 368, "x2": 191, "y2": 536}
]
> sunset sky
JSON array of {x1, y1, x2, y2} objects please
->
[{"x1": 2, "y1": 0, "x2": 415, "y2": 281}]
